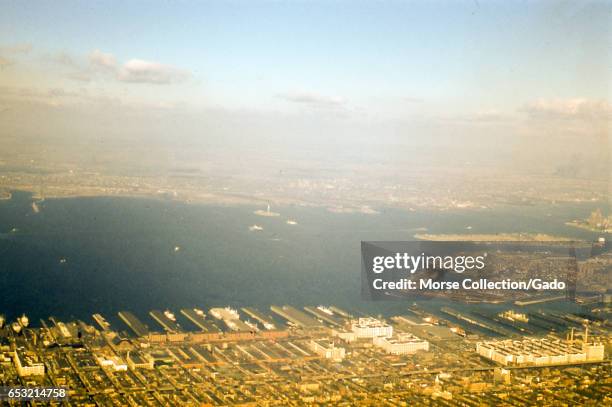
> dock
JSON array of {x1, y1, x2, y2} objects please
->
[
  {"x1": 150, "y1": 310, "x2": 181, "y2": 333},
  {"x1": 270, "y1": 305, "x2": 323, "y2": 329},
  {"x1": 303, "y1": 306, "x2": 343, "y2": 327},
  {"x1": 118, "y1": 311, "x2": 149, "y2": 337},
  {"x1": 92, "y1": 313, "x2": 111, "y2": 331},
  {"x1": 241, "y1": 307, "x2": 277, "y2": 330}
]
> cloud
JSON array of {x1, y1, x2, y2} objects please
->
[
  {"x1": 403, "y1": 96, "x2": 424, "y2": 103},
  {"x1": 47, "y1": 51, "x2": 79, "y2": 68},
  {"x1": 0, "y1": 56, "x2": 12, "y2": 68},
  {"x1": 278, "y1": 91, "x2": 346, "y2": 108},
  {"x1": 89, "y1": 49, "x2": 117, "y2": 70},
  {"x1": 117, "y1": 59, "x2": 190, "y2": 84},
  {"x1": 0, "y1": 43, "x2": 32, "y2": 54},
  {"x1": 0, "y1": 43, "x2": 33, "y2": 69},
  {"x1": 436, "y1": 109, "x2": 515, "y2": 126},
  {"x1": 521, "y1": 98, "x2": 612, "y2": 121},
  {"x1": 49, "y1": 49, "x2": 191, "y2": 85}
]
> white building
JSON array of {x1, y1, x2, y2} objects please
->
[
  {"x1": 373, "y1": 333, "x2": 429, "y2": 355},
  {"x1": 97, "y1": 355, "x2": 128, "y2": 371},
  {"x1": 476, "y1": 338, "x2": 605, "y2": 366},
  {"x1": 309, "y1": 339, "x2": 346, "y2": 361},
  {"x1": 351, "y1": 317, "x2": 393, "y2": 338},
  {"x1": 13, "y1": 349, "x2": 45, "y2": 377}
]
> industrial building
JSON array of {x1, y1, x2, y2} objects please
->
[
  {"x1": 309, "y1": 339, "x2": 346, "y2": 361},
  {"x1": 13, "y1": 348, "x2": 45, "y2": 377},
  {"x1": 373, "y1": 333, "x2": 430, "y2": 355},
  {"x1": 351, "y1": 317, "x2": 393, "y2": 338},
  {"x1": 476, "y1": 337, "x2": 605, "y2": 366}
]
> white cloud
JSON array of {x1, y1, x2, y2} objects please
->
[
  {"x1": 51, "y1": 49, "x2": 191, "y2": 85},
  {"x1": 521, "y1": 98, "x2": 612, "y2": 121},
  {"x1": 117, "y1": 59, "x2": 190, "y2": 84},
  {"x1": 278, "y1": 91, "x2": 346, "y2": 108},
  {"x1": 89, "y1": 49, "x2": 117, "y2": 70}
]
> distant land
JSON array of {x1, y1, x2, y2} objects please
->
[
  {"x1": 414, "y1": 233, "x2": 579, "y2": 242},
  {"x1": 566, "y1": 221, "x2": 611, "y2": 233},
  {"x1": 565, "y1": 208, "x2": 611, "y2": 233}
]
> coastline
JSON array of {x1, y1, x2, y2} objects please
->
[
  {"x1": 414, "y1": 233, "x2": 580, "y2": 242},
  {"x1": 565, "y1": 221, "x2": 610, "y2": 233}
]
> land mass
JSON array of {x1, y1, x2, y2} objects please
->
[{"x1": 414, "y1": 233, "x2": 579, "y2": 242}]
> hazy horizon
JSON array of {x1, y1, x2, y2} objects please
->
[{"x1": 1, "y1": 1, "x2": 610, "y2": 206}]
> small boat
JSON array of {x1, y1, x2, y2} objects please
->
[{"x1": 164, "y1": 310, "x2": 176, "y2": 321}]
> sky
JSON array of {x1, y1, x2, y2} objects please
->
[{"x1": 0, "y1": 0, "x2": 610, "y2": 176}]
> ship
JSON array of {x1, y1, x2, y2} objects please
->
[
  {"x1": 317, "y1": 305, "x2": 334, "y2": 315},
  {"x1": 254, "y1": 203, "x2": 280, "y2": 217},
  {"x1": 210, "y1": 307, "x2": 240, "y2": 320},
  {"x1": 499, "y1": 310, "x2": 529, "y2": 323},
  {"x1": 244, "y1": 320, "x2": 259, "y2": 332},
  {"x1": 150, "y1": 310, "x2": 180, "y2": 333},
  {"x1": 249, "y1": 224, "x2": 264, "y2": 232}
]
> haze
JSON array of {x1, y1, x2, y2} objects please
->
[{"x1": 0, "y1": 1, "x2": 610, "y2": 209}]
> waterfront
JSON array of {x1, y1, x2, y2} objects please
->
[{"x1": 0, "y1": 191, "x2": 606, "y2": 326}]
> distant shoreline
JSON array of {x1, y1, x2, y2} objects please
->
[
  {"x1": 414, "y1": 233, "x2": 580, "y2": 242},
  {"x1": 565, "y1": 221, "x2": 610, "y2": 233}
]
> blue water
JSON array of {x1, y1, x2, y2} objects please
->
[{"x1": 0, "y1": 190, "x2": 605, "y2": 325}]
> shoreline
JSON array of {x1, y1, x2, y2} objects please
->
[
  {"x1": 414, "y1": 233, "x2": 581, "y2": 242},
  {"x1": 1, "y1": 186, "x2": 608, "y2": 216},
  {"x1": 565, "y1": 221, "x2": 610, "y2": 233}
]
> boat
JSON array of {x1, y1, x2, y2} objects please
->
[
  {"x1": 317, "y1": 306, "x2": 334, "y2": 315},
  {"x1": 244, "y1": 320, "x2": 259, "y2": 331},
  {"x1": 286, "y1": 220, "x2": 298, "y2": 225},
  {"x1": 254, "y1": 203, "x2": 280, "y2": 217},
  {"x1": 249, "y1": 225, "x2": 263, "y2": 232},
  {"x1": 164, "y1": 310, "x2": 176, "y2": 321}
]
